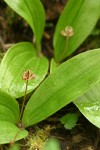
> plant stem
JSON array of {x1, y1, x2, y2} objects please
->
[{"x1": 19, "y1": 79, "x2": 28, "y2": 120}]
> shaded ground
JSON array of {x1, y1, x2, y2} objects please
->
[{"x1": 0, "y1": 0, "x2": 100, "y2": 149}]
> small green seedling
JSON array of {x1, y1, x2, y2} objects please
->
[{"x1": 60, "y1": 113, "x2": 79, "y2": 130}]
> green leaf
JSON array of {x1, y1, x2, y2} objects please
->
[
  {"x1": 60, "y1": 113, "x2": 79, "y2": 129},
  {"x1": 4, "y1": 0, "x2": 45, "y2": 51},
  {"x1": 0, "y1": 42, "x2": 48, "y2": 98},
  {"x1": 74, "y1": 83, "x2": 100, "y2": 128},
  {"x1": 44, "y1": 138, "x2": 61, "y2": 150},
  {"x1": 50, "y1": 59, "x2": 58, "y2": 74},
  {"x1": 0, "y1": 90, "x2": 19, "y2": 124},
  {"x1": 53, "y1": 0, "x2": 100, "y2": 62},
  {"x1": 0, "y1": 121, "x2": 28, "y2": 144},
  {"x1": 9, "y1": 143, "x2": 20, "y2": 150},
  {"x1": 22, "y1": 49, "x2": 100, "y2": 127}
]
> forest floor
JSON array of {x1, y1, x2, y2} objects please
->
[{"x1": 0, "y1": 0, "x2": 100, "y2": 150}]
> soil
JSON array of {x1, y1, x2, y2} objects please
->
[{"x1": 0, "y1": 0, "x2": 100, "y2": 150}]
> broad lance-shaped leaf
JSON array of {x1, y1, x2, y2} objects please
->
[
  {"x1": 74, "y1": 82, "x2": 100, "y2": 128},
  {"x1": 0, "y1": 91, "x2": 28, "y2": 144},
  {"x1": 53, "y1": 0, "x2": 100, "y2": 62},
  {"x1": 0, "y1": 90, "x2": 19, "y2": 124},
  {"x1": 0, "y1": 121, "x2": 28, "y2": 144},
  {"x1": 22, "y1": 49, "x2": 100, "y2": 127},
  {"x1": 4, "y1": 0, "x2": 45, "y2": 51},
  {"x1": 0, "y1": 42, "x2": 48, "y2": 98}
]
